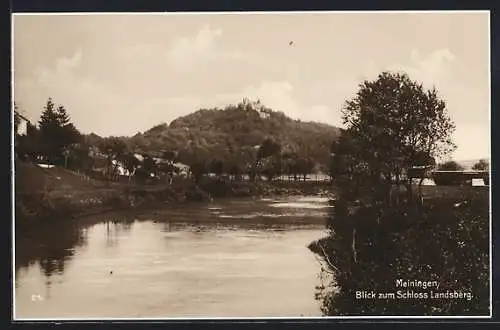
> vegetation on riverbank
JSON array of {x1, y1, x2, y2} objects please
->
[
  {"x1": 15, "y1": 160, "x2": 332, "y2": 229},
  {"x1": 14, "y1": 97, "x2": 337, "y2": 228},
  {"x1": 309, "y1": 187, "x2": 489, "y2": 316},
  {"x1": 309, "y1": 72, "x2": 490, "y2": 316},
  {"x1": 15, "y1": 98, "x2": 339, "y2": 186}
]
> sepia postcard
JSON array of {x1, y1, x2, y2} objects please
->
[{"x1": 12, "y1": 11, "x2": 491, "y2": 320}]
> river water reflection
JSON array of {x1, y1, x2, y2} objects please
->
[{"x1": 15, "y1": 195, "x2": 330, "y2": 319}]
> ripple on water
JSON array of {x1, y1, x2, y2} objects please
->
[
  {"x1": 217, "y1": 211, "x2": 327, "y2": 219},
  {"x1": 270, "y1": 202, "x2": 332, "y2": 209},
  {"x1": 294, "y1": 196, "x2": 330, "y2": 203}
]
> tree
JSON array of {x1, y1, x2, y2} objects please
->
[
  {"x1": 162, "y1": 150, "x2": 177, "y2": 164},
  {"x1": 295, "y1": 157, "x2": 316, "y2": 181},
  {"x1": 261, "y1": 155, "x2": 282, "y2": 181},
  {"x1": 66, "y1": 142, "x2": 94, "y2": 171},
  {"x1": 312, "y1": 71, "x2": 462, "y2": 316},
  {"x1": 97, "y1": 137, "x2": 128, "y2": 179},
  {"x1": 120, "y1": 152, "x2": 141, "y2": 182},
  {"x1": 246, "y1": 161, "x2": 260, "y2": 182},
  {"x1": 257, "y1": 138, "x2": 281, "y2": 160},
  {"x1": 411, "y1": 150, "x2": 436, "y2": 168},
  {"x1": 282, "y1": 152, "x2": 302, "y2": 181},
  {"x1": 38, "y1": 98, "x2": 81, "y2": 164},
  {"x1": 135, "y1": 154, "x2": 158, "y2": 182},
  {"x1": 228, "y1": 162, "x2": 243, "y2": 181},
  {"x1": 142, "y1": 154, "x2": 157, "y2": 177},
  {"x1": 155, "y1": 150, "x2": 177, "y2": 183},
  {"x1": 209, "y1": 158, "x2": 224, "y2": 177},
  {"x1": 189, "y1": 161, "x2": 208, "y2": 184},
  {"x1": 338, "y1": 71, "x2": 456, "y2": 201},
  {"x1": 329, "y1": 130, "x2": 375, "y2": 201},
  {"x1": 438, "y1": 160, "x2": 464, "y2": 171},
  {"x1": 98, "y1": 137, "x2": 128, "y2": 161},
  {"x1": 472, "y1": 159, "x2": 489, "y2": 171}
]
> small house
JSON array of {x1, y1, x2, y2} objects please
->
[{"x1": 15, "y1": 112, "x2": 29, "y2": 136}]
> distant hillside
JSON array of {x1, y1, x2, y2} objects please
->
[{"x1": 125, "y1": 101, "x2": 341, "y2": 170}]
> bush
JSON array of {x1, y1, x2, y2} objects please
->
[
  {"x1": 16, "y1": 192, "x2": 77, "y2": 227},
  {"x1": 309, "y1": 194, "x2": 489, "y2": 316}
]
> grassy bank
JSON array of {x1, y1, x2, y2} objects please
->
[{"x1": 15, "y1": 162, "x2": 333, "y2": 228}]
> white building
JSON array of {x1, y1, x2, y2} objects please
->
[{"x1": 16, "y1": 112, "x2": 29, "y2": 136}]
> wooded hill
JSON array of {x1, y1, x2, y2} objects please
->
[{"x1": 94, "y1": 99, "x2": 341, "y2": 172}]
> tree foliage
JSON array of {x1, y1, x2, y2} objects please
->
[
  {"x1": 472, "y1": 159, "x2": 489, "y2": 171},
  {"x1": 310, "y1": 71, "x2": 486, "y2": 316},
  {"x1": 438, "y1": 161, "x2": 464, "y2": 171},
  {"x1": 331, "y1": 72, "x2": 456, "y2": 201},
  {"x1": 309, "y1": 193, "x2": 489, "y2": 316},
  {"x1": 129, "y1": 99, "x2": 339, "y2": 173},
  {"x1": 38, "y1": 98, "x2": 82, "y2": 163},
  {"x1": 98, "y1": 137, "x2": 128, "y2": 163},
  {"x1": 15, "y1": 97, "x2": 333, "y2": 184},
  {"x1": 257, "y1": 138, "x2": 281, "y2": 160}
]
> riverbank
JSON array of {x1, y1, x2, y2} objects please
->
[
  {"x1": 15, "y1": 172, "x2": 334, "y2": 230},
  {"x1": 308, "y1": 186, "x2": 490, "y2": 316}
]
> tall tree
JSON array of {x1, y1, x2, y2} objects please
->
[
  {"x1": 38, "y1": 98, "x2": 81, "y2": 164},
  {"x1": 337, "y1": 71, "x2": 456, "y2": 200},
  {"x1": 313, "y1": 71, "x2": 460, "y2": 316}
]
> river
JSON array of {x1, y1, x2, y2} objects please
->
[{"x1": 14, "y1": 195, "x2": 332, "y2": 319}]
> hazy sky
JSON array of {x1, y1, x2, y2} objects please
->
[{"x1": 13, "y1": 12, "x2": 490, "y2": 160}]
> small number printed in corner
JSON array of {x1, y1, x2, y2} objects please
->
[{"x1": 31, "y1": 294, "x2": 44, "y2": 301}]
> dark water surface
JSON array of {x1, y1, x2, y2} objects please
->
[{"x1": 14, "y1": 196, "x2": 330, "y2": 319}]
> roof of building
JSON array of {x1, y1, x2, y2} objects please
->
[{"x1": 15, "y1": 111, "x2": 30, "y2": 123}]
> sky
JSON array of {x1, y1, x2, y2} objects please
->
[{"x1": 13, "y1": 12, "x2": 490, "y2": 161}]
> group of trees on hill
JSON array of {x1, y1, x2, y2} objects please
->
[
  {"x1": 14, "y1": 98, "x2": 336, "y2": 184},
  {"x1": 129, "y1": 98, "x2": 338, "y2": 172},
  {"x1": 14, "y1": 91, "x2": 488, "y2": 188}
]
